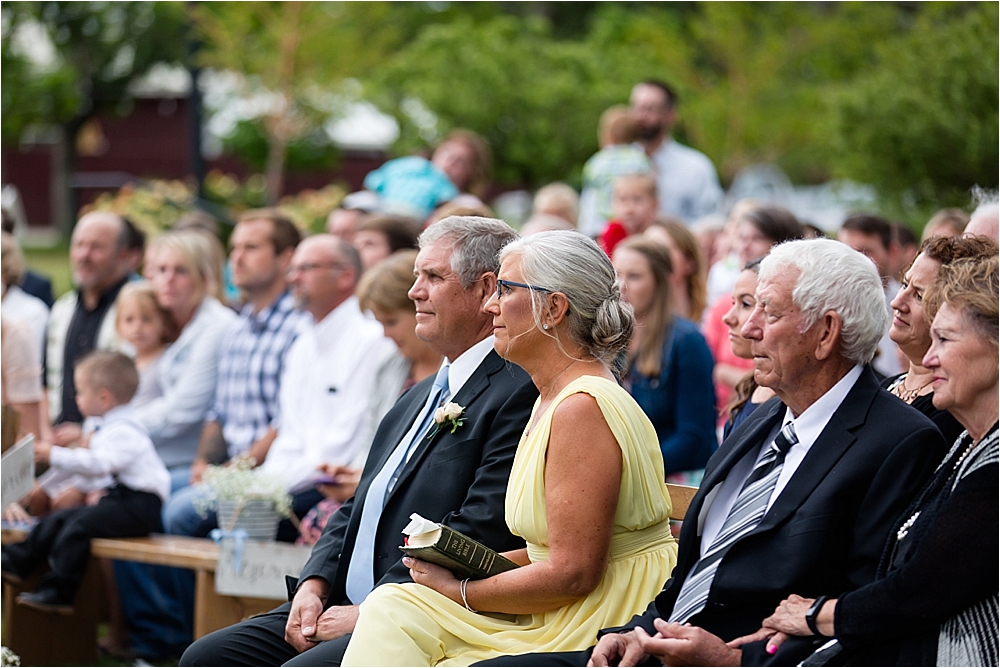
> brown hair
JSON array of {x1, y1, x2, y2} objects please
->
[
  {"x1": 115, "y1": 281, "x2": 180, "y2": 345},
  {"x1": 357, "y1": 216, "x2": 421, "y2": 255},
  {"x1": 438, "y1": 129, "x2": 492, "y2": 198},
  {"x1": 357, "y1": 249, "x2": 418, "y2": 315},
  {"x1": 599, "y1": 105, "x2": 639, "y2": 145},
  {"x1": 649, "y1": 218, "x2": 708, "y2": 322},
  {"x1": 924, "y1": 255, "x2": 999, "y2": 347},
  {"x1": 918, "y1": 234, "x2": 998, "y2": 270},
  {"x1": 75, "y1": 351, "x2": 140, "y2": 405},
  {"x1": 616, "y1": 236, "x2": 674, "y2": 378},
  {"x1": 237, "y1": 209, "x2": 302, "y2": 255}
]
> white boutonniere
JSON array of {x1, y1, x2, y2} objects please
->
[{"x1": 428, "y1": 402, "x2": 466, "y2": 438}]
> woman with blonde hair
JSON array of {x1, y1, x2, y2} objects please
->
[
  {"x1": 134, "y1": 230, "x2": 235, "y2": 488},
  {"x1": 342, "y1": 230, "x2": 677, "y2": 666}
]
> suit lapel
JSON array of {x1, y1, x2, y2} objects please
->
[
  {"x1": 384, "y1": 351, "x2": 500, "y2": 500},
  {"x1": 365, "y1": 376, "x2": 436, "y2": 480},
  {"x1": 754, "y1": 367, "x2": 878, "y2": 532}
]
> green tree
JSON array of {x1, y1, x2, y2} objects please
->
[
  {"x1": 369, "y1": 14, "x2": 642, "y2": 188},
  {"x1": 829, "y1": 3, "x2": 999, "y2": 219},
  {"x1": 194, "y1": 1, "x2": 502, "y2": 203},
  {"x1": 1, "y1": 1, "x2": 187, "y2": 232}
]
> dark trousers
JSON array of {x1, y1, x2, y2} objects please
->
[
  {"x1": 3, "y1": 485, "x2": 162, "y2": 598},
  {"x1": 180, "y1": 601, "x2": 352, "y2": 667}
]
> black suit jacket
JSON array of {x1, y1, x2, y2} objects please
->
[
  {"x1": 297, "y1": 349, "x2": 538, "y2": 606},
  {"x1": 613, "y1": 366, "x2": 947, "y2": 665}
]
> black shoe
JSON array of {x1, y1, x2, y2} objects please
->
[
  {"x1": 1, "y1": 551, "x2": 24, "y2": 586},
  {"x1": 16, "y1": 587, "x2": 73, "y2": 614}
]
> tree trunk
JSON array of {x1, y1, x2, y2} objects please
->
[{"x1": 264, "y1": 133, "x2": 287, "y2": 206}]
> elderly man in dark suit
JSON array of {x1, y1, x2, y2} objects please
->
[
  {"x1": 480, "y1": 238, "x2": 946, "y2": 668},
  {"x1": 181, "y1": 216, "x2": 538, "y2": 667}
]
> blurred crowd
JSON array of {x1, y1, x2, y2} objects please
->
[{"x1": 1, "y1": 77, "x2": 998, "y2": 667}]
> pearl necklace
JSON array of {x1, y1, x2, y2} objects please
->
[{"x1": 897, "y1": 437, "x2": 978, "y2": 541}]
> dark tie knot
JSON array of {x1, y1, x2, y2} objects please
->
[{"x1": 773, "y1": 422, "x2": 798, "y2": 455}]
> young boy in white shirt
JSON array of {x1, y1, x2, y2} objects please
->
[{"x1": 2, "y1": 351, "x2": 170, "y2": 612}]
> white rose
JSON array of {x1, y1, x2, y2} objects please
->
[
  {"x1": 433, "y1": 406, "x2": 448, "y2": 424},
  {"x1": 442, "y1": 403, "x2": 464, "y2": 421}
]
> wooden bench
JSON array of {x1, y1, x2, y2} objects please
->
[
  {"x1": 90, "y1": 534, "x2": 278, "y2": 639},
  {"x1": 2, "y1": 532, "x2": 279, "y2": 665},
  {"x1": 666, "y1": 483, "x2": 697, "y2": 521},
  {"x1": 2, "y1": 527, "x2": 102, "y2": 666}
]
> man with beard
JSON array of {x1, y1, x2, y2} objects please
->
[
  {"x1": 629, "y1": 80, "x2": 722, "y2": 224},
  {"x1": 47, "y1": 212, "x2": 136, "y2": 428}
]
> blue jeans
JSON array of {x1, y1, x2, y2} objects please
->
[{"x1": 163, "y1": 484, "x2": 217, "y2": 537}]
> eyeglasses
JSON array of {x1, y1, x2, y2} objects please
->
[
  {"x1": 286, "y1": 262, "x2": 346, "y2": 277},
  {"x1": 496, "y1": 279, "x2": 553, "y2": 300}
]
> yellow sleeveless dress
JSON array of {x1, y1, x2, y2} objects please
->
[{"x1": 343, "y1": 375, "x2": 678, "y2": 666}]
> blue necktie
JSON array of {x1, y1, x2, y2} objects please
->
[{"x1": 344, "y1": 363, "x2": 451, "y2": 604}]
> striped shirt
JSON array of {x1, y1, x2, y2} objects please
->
[{"x1": 208, "y1": 291, "x2": 308, "y2": 458}]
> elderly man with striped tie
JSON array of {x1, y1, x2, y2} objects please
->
[{"x1": 482, "y1": 239, "x2": 947, "y2": 667}]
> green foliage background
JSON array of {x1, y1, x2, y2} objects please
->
[{"x1": 3, "y1": 1, "x2": 997, "y2": 228}]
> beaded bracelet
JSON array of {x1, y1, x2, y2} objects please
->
[{"x1": 459, "y1": 578, "x2": 477, "y2": 612}]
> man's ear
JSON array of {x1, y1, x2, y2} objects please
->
[
  {"x1": 479, "y1": 273, "x2": 497, "y2": 303},
  {"x1": 276, "y1": 246, "x2": 296, "y2": 274},
  {"x1": 813, "y1": 311, "x2": 842, "y2": 361}
]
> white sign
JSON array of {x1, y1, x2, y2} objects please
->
[
  {"x1": 2, "y1": 435, "x2": 34, "y2": 511},
  {"x1": 215, "y1": 538, "x2": 312, "y2": 600}
]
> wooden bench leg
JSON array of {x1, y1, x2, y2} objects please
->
[
  {"x1": 192, "y1": 569, "x2": 281, "y2": 639},
  {"x1": 2, "y1": 560, "x2": 100, "y2": 666}
]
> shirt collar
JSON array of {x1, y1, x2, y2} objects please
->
[
  {"x1": 242, "y1": 290, "x2": 293, "y2": 332},
  {"x1": 78, "y1": 275, "x2": 129, "y2": 313},
  {"x1": 782, "y1": 364, "x2": 864, "y2": 449},
  {"x1": 445, "y1": 335, "x2": 495, "y2": 398},
  {"x1": 95, "y1": 403, "x2": 134, "y2": 427}
]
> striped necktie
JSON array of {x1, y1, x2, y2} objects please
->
[{"x1": 669, "y1": 421, "x2": 798, "y2": 624}]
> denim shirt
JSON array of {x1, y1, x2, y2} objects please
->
[{"x1": 627, "y1": 317, "x2": 718, "y2": 475}]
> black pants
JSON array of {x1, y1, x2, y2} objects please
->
[
  {"x1": 180, "y1": 601, "x2": 352, "y2": 667},
  {"x1": 3, "y1": 485, "x2": 162, "y2": 599}
]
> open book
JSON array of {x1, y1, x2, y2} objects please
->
[{"x1": 399, "y1": 513, "x2": 520, "y2": 580}]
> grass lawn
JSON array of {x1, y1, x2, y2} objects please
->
[{"x1": 23, "y1": 245, "x2": 73, "y2": 300}]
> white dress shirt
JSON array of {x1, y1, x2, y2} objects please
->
[
  {"x1": 47, "y1": 404, "x2": 171, "y2": 502},
  {"x1": 259, "y1": 297, "x2": 397, "y2": 492},
  {"x1": 647, "y1": 138, "x2": 723, "y2": 224},
  {"x1": 698, "y1": 365, "x2": 864, "y2": 554}
]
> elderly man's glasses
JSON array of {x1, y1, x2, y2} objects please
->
[
  {"x1": 496, "y1": 279, "x2": 553, "y2": 300},
  {"x1": 286, "y1": 262, "x2": 346, "y2": 277}
]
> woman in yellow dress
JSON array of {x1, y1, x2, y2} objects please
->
[{"x1": 343, "y1": 230, "x2": 679, "y2": 666}]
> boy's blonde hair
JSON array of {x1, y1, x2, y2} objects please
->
[
  {"x1": 614, "y1": 173, "x2": 658, "y2": 200},
  {"x1": 75, "y1": 351, "x2": 140, "y2": 406}
]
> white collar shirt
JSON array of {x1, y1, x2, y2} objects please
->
[
  {"x1": 260, "y1": 296, "x2": 398, "y2": 492},
  {"x1": 47, "y1": 404, "x2": 171, "y2": 501},
  {"x1": 699, "y1": 365, "x2": 864, "y2": 554}
]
